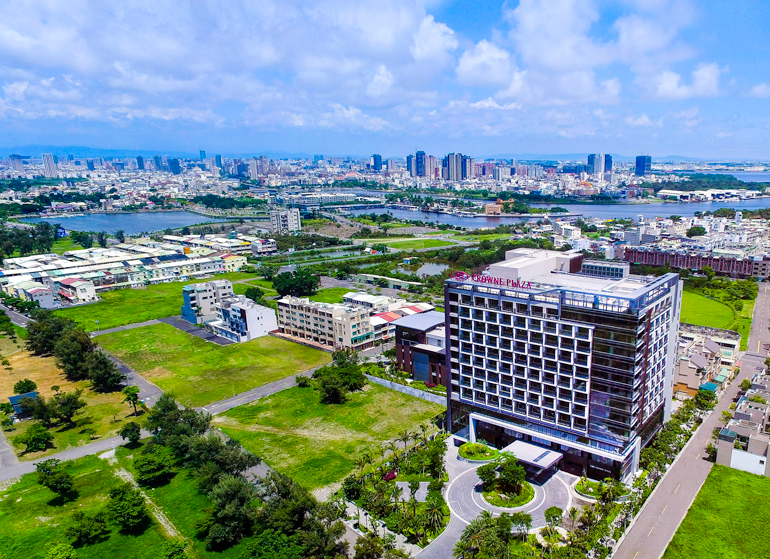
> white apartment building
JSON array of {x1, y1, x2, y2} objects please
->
[
  {"x1": 209, "y1": 296, "x2": 277, "y2": 343},
  {"x1": 181, "y1": 280, "x2": 235, "y2": 324},
  {"x1": 276, "y1": 296, "x2": 374, "y2": 350},
  {"x1": 445, "y1": 249, "x2": 682, "y2": 481},
  {"x1": 270, "y1": 208, "x2": 301, "y2": 233},
  {"x1": 53, "y1": 277, "x2": 99, "y2": 304},
  {"x1": 250, "y1": 238, "x2": 278, "y2": 256}
]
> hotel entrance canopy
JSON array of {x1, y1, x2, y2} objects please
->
[{"x1": 501, "y1": 440, "x2": 563, "y2": 470}]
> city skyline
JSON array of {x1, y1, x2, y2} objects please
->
[{"x1": 1, "y1": 1, "x2": 770, "y2": 158}]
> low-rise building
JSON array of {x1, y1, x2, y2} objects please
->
[
  {"x1": 251, "y1": 238, "x2": 278, "y2": 256},
  {"x1": 4, "y1": 280, "x2": 56, "y2": 309},
  {"x1": 53, "y1": 277, "x2": 99, "y2": 304},
  {"x1": 270, "y1": 208, "x2": 301, "y2": 233},
  {"x1": 181, "y1": 280, "x2": 234, "y2": 324},
  {"x1": 220, "y1": 253, "x2": 247, "y2": 272},
  {"x1": 209, "y1": 296, "x2": 277, "y2": 342},
  {"x1": 717, "y1": 374, "x2": 770, "y2": 477},
  {"x1": 276, "y1": 296, "x2": 374, "y2": 350},
  {"x1": 393, "y1": 311, "x2": 447, "y2": 386}
]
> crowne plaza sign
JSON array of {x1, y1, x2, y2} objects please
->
[{"x1": 451, "y1": 271, "x2": 533, "y2": 289}]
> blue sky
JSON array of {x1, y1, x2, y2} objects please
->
[{"x1": 2, "y1": 0, "x2": 770, "y2": 159}]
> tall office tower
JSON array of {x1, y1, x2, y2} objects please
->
[
  {"x1": 444, "y1": 249, "x2": 682, "y2": 480},
  {"x1": 168, "y1": 159, "x2": 181, "y2": 175},
  {"x1": 604, "y1": 154, "x2": 612, "y2": 173},
  {"x1": 85, "y1": 159, "x2": 95, "y2": 171},
  {"x1": 427, "y1": 156, "x2": 439, "y2": 178},
  {"x1": 136, "y1": 156, "x2": 145, "y2": 170},
  {"x1": 587, "y1": 154, "x2": 606, "y2": 175},
  {"x1": 462, "y1": 155, "x2": 474, "y2": 179},
  {"x1": 9, "y1": 155, "x2": 24, "y2": 172},
  {"x1": 215, "y1": 155, "x2": 223, "y2": 168},
  {"x1": 371, "y1": 154, "x2": 383, "y2": 171},
  {"x1": 635, "y1": 156, "x2": 652, "y2": 177},
  {"x1": 313, "y1": 155, "x2": 324, "y2": 165},
  {"x1": 248, "y1": 158, "x2": 259, "y2": 180},
  {"x1": 443, "y1": 153, "x2": 463, "y2": 181},
  {"x1": 200, "y1": 150, "x2": 206, "y2": 161},
  {"x1": 153, "y1": 155, "x2": 163, "y2": 171},
  {"x1": 42, "y1": 153, "x2": 57, "y2": 178},
  {"x1": 386, "y1": 159, "x2": 396, "y2": 171},
  {"x1": 258, "y1": 155, "x2": 269, "y2": 175},
  {"x1": 67, "y1": 154, "x2": 74, "y2": 162},
  {"x1": 416, "y1": 151, "x2": 427, "y2": 177},
  {"x1": 406, "y1": 154, "x2": 417, "y2": 177}
]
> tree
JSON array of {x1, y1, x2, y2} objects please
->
[
  {"x1": 18, "y1": 422, "x2": 53, "y2": 452},
  {"x1": 686, "y1": 226, "x2": 707, "y2": 238},
  {"x1": 199, "y1": 475, "x2": 257, "y2": 549},
  {"x1": 318, "y1": 373, "x2": 348, "y2": 404},
  {"x1": 721, "y1": 410, "x2": 734, "y2": 425},
  {"x1": 54, "y1": 328, "x2": 95, "y2": 381},
  {"x1": 26, "y1": 312, "x2": 76, "y2": 356},
  {"x1": 13, "y1": 378, "x2": 37, "y2": 394},
  {"x1": 740, "y1": 378, "x2": 752, "y2": 392},
  {"x1": 36, "y1": 459, "x2": 74, "y2": 497},
  {"x1": 134, "y1": 445, "x2": 175, "y2": 485},
  {"x1": 51, "y1": 389, "x2": 87, "y2": 424},
  {"x1": 354, "y1": 533, "x2": 384, "y2": 559},
  {"x1": 65, "y1": 510, "x2": 108, "y2": 545},
  {"x1": 119, "y1": 421, "x2": 142, "y2": 445},
  {"x1": 86, "y1": 351, "x2": 126, "y2": 392},
  {"x1": 162, "y1": 539, "x2": 188, "y2": 559},
  {"x1": 497, "y1": 453, "x2": 526, "y2": 494},
  {"x1": 239, "y1": 529, "x2": 305, "y2": 559},
  {"x1": 272, "y1": 269, "x2": 320, "y2": 297},
  {"x1": 44, "y1": 543, "x2": 78, "y2": 559},
  {"x1": 244, "y1": 286, "x2": 266, "y2": 305},
  {"x1": 115, "y1": 229, "x2": 126, "y2": 243},
  {"x1": 96, "y1": 231, "x2": 108, "y2": 248},
  {"x1": 695, "y1": 389, "x2": 717, "y2": 410},
  {"x1": 20, "y1": 394, "x2": 54, "y2": 426},
  {"x1": 184, "y1": 433, "x2": 260, "y2": 493},
  {"x1": 122, "y1": 385, "x2": 141, "y2": 415},
  {"x1": 749, "y1": 395, "x2": 767, "y2": 404},
  {"x1": 544, "y1": 506, "x2": 563, "y2": 530},
  {"x1": 108, "y1": 482, "x2": 149, "y2": 531},
  {"x1": 476, "y1": 463, "x2": 497, "y2": 490},
  {"x1": 510, "y1": 511, "x2": 532, "y2": 541}
]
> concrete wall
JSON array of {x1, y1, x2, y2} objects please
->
[
  {"x1": 365, "y1": 375, "x2": 445, "y2": 406},
  {"x1": 730, "y1": 448, "x2": 769, "y2": 477}
]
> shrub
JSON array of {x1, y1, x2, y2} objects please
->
[
  {"x1": 119, "y1": 421, "x2": 141, "y2": 444},
  {"x1": 17, "y1": 422, "x2": 53, "y2": 452},
  {"x1": 36, "y1": 459, "x2": 73, "y2": 496},
  {"x1": 65, "y1": 510, "x2": 108, "y2": 545},
  {"x1": 382, "y1": 470, "x2": 397, "y2": 482},
  {"x1": 44, "y1": 543, "x2": 78, "y2": 559},
  {"x1": 295, "y1": 376, "x2": 311, "y2": 388},
  {"x1": 342, "y1": 475, "x2": 361, "y2": 500},
  {"x1": 108, "y1": 482, "x2": 149, "y2": 531}
]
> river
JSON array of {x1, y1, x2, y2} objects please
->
[
  {"x1": 349, "y1": 197, "x2": 770, "y2": 228},
  {"x1": 20, "y1": 211, "x2": 229, "y2": 235}
]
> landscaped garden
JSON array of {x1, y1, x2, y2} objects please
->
[
  {"x1": 575, "y1": 476, "x2": 630, "y2": 500},
  {"x1": 477, "y1": 452, "x2": 535, "y2": 508},
  {"x1": 215, "y1": 382, "x2": 443, "y2": 491},
  {"x1": 97, "y1": 323, "x2": 330, "y2": 407},
  {"x1": 56, "y1": 271, "x2": 260, "y2": 331},
  {"x1": 680, "y1": 291, "x2": 734, "y2": 329},
  {"x1": 663, "y1": 465, "x2": 770, "y2": 559},
  {"x1": 458, "y1": 442, "x2": 499, "y2": 461}
]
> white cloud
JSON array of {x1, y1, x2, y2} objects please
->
[
  {"x1": 456, "y1": 41, "x2": 513, "y2": 87},
  {"x1": 2, "y1": 81, "x2": 27, "y2": 100},
  {"x1": 749, "y1": 83, "x2": 770, "y2": 98},
  {"x1": 653, "y1": 63, "x2": 724, "y2": 100},
  {"x1": 366, "y1": 66, "x2": 393, "y2": 97},
  {"x1": 625, "y1": 114, "x2": 656, "y2": 127},
  {"x1": 469, "y1": 98, "x2": 521, "y2": 110},
  {"x1": 410, "y1": 15, "x2": 458, "y2": 64}
]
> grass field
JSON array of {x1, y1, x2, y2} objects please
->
[
  {"x1": 308, "y1": 287, "x2": 352, "y2": 304},
  {"x1": 215, "y1": 383, "x2": 443, "y2": 490},
  {"x1": 0, "y1": 453, "x2": 169, "y2": 559},
  {"x1": 51, "y1": 238, "x2": 83, "y2": 254},
  {"x1": 452, "y1": 233, "x2": 511, "y2": 242},
  {"x1": 0, "y1": 351, "x2": 140, "y2": 460},
  {"x1": 680, "y1": 291, "x2": 735, "y2": 329},
  {"x1": 56, "y1": 272, "x2": 260, "y2": 331},
  {"x1": 0, "y1": 444, "x2": 255, "y2": 559},
  {"x1": 663, "y1": 465, "x2": 770, "y2": 559},
  {"x1": 732, "y1": 298, "x2": 754, "y2": 351},
  {"x1": 98, "y1": 324, "x2": 330, "y2": 407},
  {"x1": 384, "y1": 239, "x2": 454, "y2": 250}
]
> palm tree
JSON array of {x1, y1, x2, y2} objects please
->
[
  {"x1": 389, "y1": 484, "x2": 402, "y2": 512},
  {"x1": 418, "y1": 422, "x2": 430, "y2": 442},
  {"x1": 567, "y1": 506, "x2": 580, "y2": 531},
  {"x1": 425, "y1": 496, "x2": 445, "y2": 535},
  {"x1": 398, "y1": 428, "x2": 411, "y2": 449},
  {"x1": 354, "y1": 454, "x2": 368, "y2": 474},
  {"x1": 386, "y1": 440, "x2": 398, "y2": 457}
]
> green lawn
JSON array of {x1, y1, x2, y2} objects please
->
[
  {"x1": 384, "y1": 239, "x2": 454, "y2": 250},
  {"x1": 215, "y1": 384, "x2": 443, "y2": 490},
  {"x1": 308, "y1": 287, "x2": 352, "y2": 304},
  {"x1": 51, "y1": 238, "x2": 83, "y2": 254},
  {"x1": 663, "y1": 465, "x2": 770, "y2": 559},
  {"x1": 732, "y1": 298, "x2": 754, "y2": 351},
  {"x1": 98, "y1": 324, "x2": 330, "y2": 407},
  {"x1": 0, "y1": 454, "x2": 168, "y2": 559},
  {"x1": 680, "y1": 291, "x2": 735, "y2": 329},
  {"x1": 56, "y1": 272, "x2": 260, "y2": 331}
]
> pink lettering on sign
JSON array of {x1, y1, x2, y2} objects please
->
[{"x1": 451, "y1": 271, "x2": 531, "y2": 289}]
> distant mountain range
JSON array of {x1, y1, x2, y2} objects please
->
[{"x1": 0, "y1": 145, "x2": 762, "y2": 164}]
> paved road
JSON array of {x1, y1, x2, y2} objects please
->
[
  {"x1": 91, "y1": 319, "x2": 162, "y2": 337},
  {"x1": 158, "y1": 316, "x2": 235, "y2": 345},
  {"x1": 613, "y1": 284, "x2": 770, "y2": 559},
  {"x1": 0, "y1": 303, "x2": 31, "y2": 327}
]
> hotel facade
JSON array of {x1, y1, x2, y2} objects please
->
[{"x1": 444, "y1": 249, "x2": 682, "y2": 480}]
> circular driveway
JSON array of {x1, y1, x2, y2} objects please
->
[{"x1": 445, "y1": 462, "x2": 574, "y2": 528}]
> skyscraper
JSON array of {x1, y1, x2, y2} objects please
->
[
  {"x1": 462, "y1": 155, "x2": 474, "y2": 180},
  {"x1": 42, "y1": 153, "x2": 56, "y2": 178},
  {"x1": 406, "y1": 154, "x2": 417, "y2": 177},
  {"x1": 248, "y1": 158, "x2": 259, "y2": 180},
  {"x1": 587, "y1": 154, "x2": 606, "y2": 175},
  {"x1": 444, "y1": 153, "x2": 463, "y2": 181},
  {"x1": 215, "y1": 155, "x2": 223, "y2": 169},
  {"x1": 604, "y1": 154, "x2": 612, "y2": 173},
  {"x1": 371, "y1": 154, "x2": 383, "y2": 171},
  {"x1": 136, "y1": 156, "x2": 145, "y2": 170},
  {"x1": 200, "y1": 150, "x2": 206, "y2": 161},
  {"x1": 153, "y1": 155, "x2": 163, "y2": 171},
  {"x1": 635, "y1": 156, "x2": 652, "y2": 177},
  {"x1": 9, "y1": 155, "x2": 24, "y2": 172},
  {"x1": 444, "y1": 249, "x2": 682, "y2": 481},
  {"x1": 168, "y1": 159, "x2": 181, "y2": 175},
  {"x1": 416, "y1": 151, "x2": 427, "y2": 177}
]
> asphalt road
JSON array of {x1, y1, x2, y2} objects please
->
[
  {"x1": 0, "y1": 303, "x2": 31, "y2": 327},
  {"x1": 613, "y1": 283, "x2": 770, "y2": 559}
]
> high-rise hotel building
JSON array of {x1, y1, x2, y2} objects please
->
[{"x1": 444, "y1": 249, "x2": 682, "y2": 480}]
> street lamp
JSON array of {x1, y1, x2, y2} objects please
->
[{"x1": 95, "y1": 319, "x2": 100, "y2": 332}]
